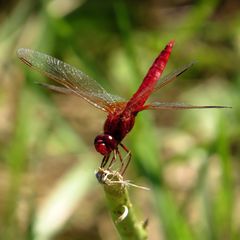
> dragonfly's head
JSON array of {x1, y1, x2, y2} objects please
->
[{"x1": 94, "y1": 134, "x2": 117, "y2": 156}]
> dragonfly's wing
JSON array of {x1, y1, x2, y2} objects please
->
[
  {"x1": 143, "y1": 102, "x2": 230, "y2": 110},
  {"x1": 124, "y1": 61, "x2": 194, "y2": 114},
  {"x1": 153, "y1": 62, "x2": 194, "y2": 93},
  {"x1": 137, "y1": 62, "x2": 231, "y2": 112},
  {"x1": 37, "y1": 82, "x2": 74, "y2": 94},
  {"x1": 17, "y1": 48, "x2": 125, "y2": 112},
  {"x1": 37, "y1": 82, "x2": 124, "y2": 103}
]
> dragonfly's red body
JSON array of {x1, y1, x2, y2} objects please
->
[
  {"x1": 94, "y1": 41, "x2": 173, "y2": 163},
  {"x1": 17, "y1": 41, "x2": 227, "y2": 174}
]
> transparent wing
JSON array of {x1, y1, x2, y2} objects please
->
[
  {"x1": 37, "y1": 82, "x2": 73, "y2": 94},
  {"x1": 143, "y1": 102, "x2": 230, "y2": 110},
  {"x1": 17, "y1": 48, "x2": 125, "y2": 112},
  {"x1": 124, "y1": 63, "x2": 194, "y2": 113},
  {"x1": 37, "y1": 82, "x2": 124, "y2": 102},
  {"x1": 153, "y1": 62, "x2": 194, "y2": 92}
]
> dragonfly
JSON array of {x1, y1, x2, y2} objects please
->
[{"x1": 17, "y1": 40, "x2": 229, "y2": 175}]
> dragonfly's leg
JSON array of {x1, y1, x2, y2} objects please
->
[
  {"x1": 107, "y1": 150, "x2": 116, "y2": 170},
  {"x1": 101, "y1": 154, "x2": 110, "y2": 168},
  {"x1": 119, "y1": 143, "x2": 132, "y2": 175},
  {"x1": 116, "y1": 148, "x2": 124, "y2": 173}
]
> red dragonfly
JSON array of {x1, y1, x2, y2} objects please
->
[{"x1": 17, "y1": 41, "x2": 228, "y2": 174}]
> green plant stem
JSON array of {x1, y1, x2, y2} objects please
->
[{"x1": 96, "y1": 168, "x2": 148, "y2": 240}]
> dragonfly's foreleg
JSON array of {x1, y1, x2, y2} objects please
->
[
  {"x1": 116, "y1": 147, "x2": 124, "y2": 172},
  {"x1": 101, "y1": 145, "x2": 131, "y2": 175},
  {"x1": 119, "y1": 143, "x2": 132, "y2": 175},
  {"x1": 101, "y1": 154, "x2": 110, "y2": 168},
  {"x1": 107, "y1": 150, "x2": 117, "y2": 170}
]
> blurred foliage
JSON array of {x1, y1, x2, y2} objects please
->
[{"x1": 0, "y1": 0, "x2": 239, "y2": 239}]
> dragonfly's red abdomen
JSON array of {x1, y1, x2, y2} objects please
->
[{"x1": 124, "y1": 40, "x2": 174, "y2": 112}]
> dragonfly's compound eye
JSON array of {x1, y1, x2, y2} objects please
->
[{"x1": 94, "y1": 134, "x2": 117, "y2": 155}]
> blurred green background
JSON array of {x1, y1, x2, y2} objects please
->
[{"x1": 0, "y1": 0, "x2": 239, "y2": 239}]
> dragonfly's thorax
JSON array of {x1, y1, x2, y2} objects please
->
[
  {"x1": 94, "y1": 134, "x2": 118, "y2": 155},
  {"x1": 103, "y1": 110, "x2": 136, "y2": 142}
]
